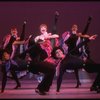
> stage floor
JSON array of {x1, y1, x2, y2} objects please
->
[{"x1": 0, "y1": 78, "x2": 100, "y2": 99}]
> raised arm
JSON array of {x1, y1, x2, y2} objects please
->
[{"x1": 69, "y1": 34, "x2": 98, "y2": 55}]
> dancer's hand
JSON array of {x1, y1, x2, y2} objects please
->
[{"x1": 89, "y1": 34, "x2": 98, "y2": 40}]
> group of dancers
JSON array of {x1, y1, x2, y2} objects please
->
[{"x1": 0, "y1": 23, "x2": 100, "y2": 95}]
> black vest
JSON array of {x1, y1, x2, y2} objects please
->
[
  {"x1": 4, "y1": 35, "x2": 16, "y2": 55},
  {"x1": 65, "y1": 34, "x2": 80, "y2": 56}
]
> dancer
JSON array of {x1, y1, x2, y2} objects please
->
[{"x1": 51, "y1": 34, "x2": 97, "y2": 93}]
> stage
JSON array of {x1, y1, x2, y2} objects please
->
[{"x1": 0, "y1": 71, "x2": 100, "y2": 99}]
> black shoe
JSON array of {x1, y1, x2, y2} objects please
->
[
  {"x1": 75, "y1": 82, "x2": 81, "y2": 88},
  {"x1": 35, "y1": 88, "x2": 47, "y2": 95},
  {"x1": 14, "y1": 84, "x2": 21, "y2": 89},
  {"x1": 90, "y1": 86, "x2": 97, "y2": 91}
]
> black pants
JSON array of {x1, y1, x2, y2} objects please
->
[
  {"x1": 57, "y1": 55, "x2": 84, "y2": 92},
  {"x1": 1, "y1": 63, "x2": 21, "y2": 93},
  {"x1": 28, "y1": 61, "x2": 56, "y2": 92},
  {"x1": 91, "y1": 73, "x2": 100, "y2": 88},
  {"x1": 84, "y1": 59, "x2": 100, "y2": 88}
]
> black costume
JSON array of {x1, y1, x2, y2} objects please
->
[
  {"x1": 0, "y1": 35, "x2": 21, "y2": 93},
  {"x1": 56, "y1": 52, "x2": 84, "y2": 92},
  {"x1": 1, "y1": 59, "x2": 21, "y2": 93},
  {"x1": 65, "y1": 33, "x2": 82, "y2": 88},
  {"x1": 84, "y1": 59, "x2": 100, "y2": 93},
  {"x1": 55, "y1": 38, "x2": 100, "y2": 93},
  {"x1": 22, "y1": 40, "x2": 56, "y2": 95}
]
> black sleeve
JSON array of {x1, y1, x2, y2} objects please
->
[{"x1": 69, "y1": 38, "x2": 90, "y2": 54}]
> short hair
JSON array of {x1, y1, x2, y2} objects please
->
[
  {"x1": 39, "y1": 24, "x2": 47, "y2": 29},
  {"x1": 0, "y1": 49, "x2": 9, "y2": 60},
  {"x1": 11, "y1": 26, "x2": 17, "y2": 31},
  {"x1": 72, "y1": 24, "x2": 78, "y2": 29},
  {"x1": 51, "y1": 46, "x2": 64, "y2": 59}
]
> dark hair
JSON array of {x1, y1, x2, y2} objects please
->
[
  {"x1": 51, "y1": 46, "x2": 64, "y2": 59},
  {"x1": 0, "y1": 49, "x2": 9, "y2": 60},
  {"x1": 11, "y1": 26, "x2": 17, "y2": 30}
]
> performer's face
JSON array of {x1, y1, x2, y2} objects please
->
[
  {"x1": 55, "y1": 49, "x2": 64, "y2": 59},
  {"x1": 71, "y1": 25, "x2": 78, "y2": 32},
  {"x1": 11, "y1": 28, "x2": 18, "y2": 36},
  {"x1": 3, "y1": 52, "x2": 10, "y2": 60},
  {"x1": 40, "y1": 26, "x2": 47, "y2": 34}
]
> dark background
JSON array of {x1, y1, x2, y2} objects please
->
[{"x1": 0, "y1": 1, "x2": 100, "y2": 63}]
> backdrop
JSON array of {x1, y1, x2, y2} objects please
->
[{"x1": 0, "y1": 1, "x2": 100, "y2": 63}]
